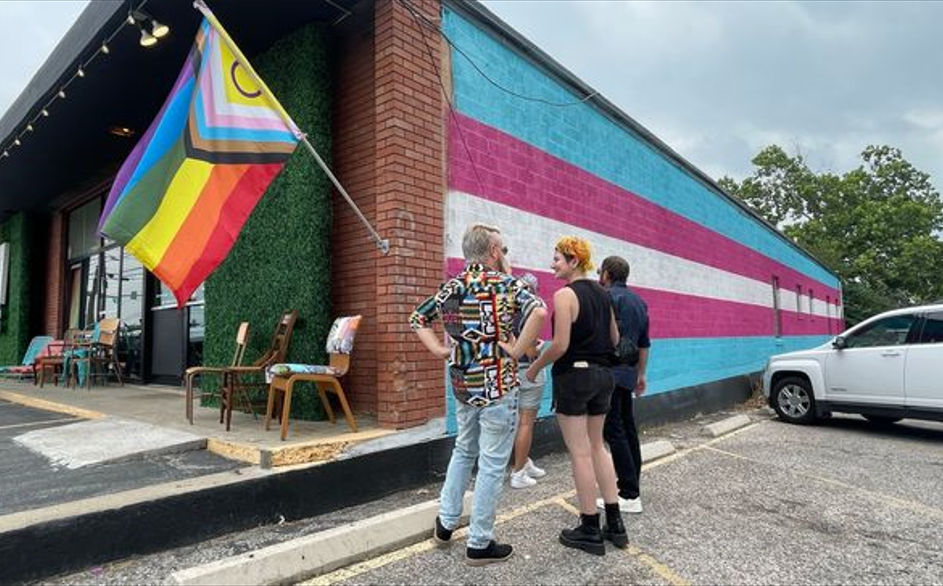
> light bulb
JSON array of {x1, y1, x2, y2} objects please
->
[
  {"x1": 140, "y1": 28, "x2": 157, "y2": 47},
  {"x1": 151, "y1": 19, "x2": 169, "y2": 38}
]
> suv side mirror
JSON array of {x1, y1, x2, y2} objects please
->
[{"x1": 832, "y1": 335, "x2": 847, "y2": 350}]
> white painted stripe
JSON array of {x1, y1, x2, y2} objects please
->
[{"x1": 447, "y1": 190, "x2": 841, "y2": 318}]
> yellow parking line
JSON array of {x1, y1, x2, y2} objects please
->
[
  {"x1": 302, "y1": 491, "x2": 576, "y2": 585},
  {"x1": 703, "y1": 445, "x2": 943, "y2": 519},
  {"x1": 303, "y1": 425, "x2": 769, "y2": 586},
  {"x1": 551, "y1": 498, "x2": 691, "y2": 586},
  {"x1": 641, "y1": 421, "x2": 767, "y2": 472}
]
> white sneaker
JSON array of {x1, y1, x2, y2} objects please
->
[
  {"x1": 523, "y1": 458, "x2": 546, "y2": 479},
  {"x1": 510, "y1": 468, "x2": 537, "y2": 489},
  {"x1": 596, "y1": 496, "x2": 643, "y2": 514}
]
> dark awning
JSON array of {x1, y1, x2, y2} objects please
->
[{"x1": 0, "y1": 0, "x2": 357, "y2": 223}]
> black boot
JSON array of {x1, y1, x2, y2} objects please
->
[
  {"x1": 559, "y1": 513, "x2": 605, "y2": 556},
  {"x1": 602, "y1": 503, "x2": 629, "y2": 548}
]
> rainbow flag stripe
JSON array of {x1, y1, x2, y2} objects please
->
[{"x1": 100, "y1": 19, "x2": 300, "y2": 306}]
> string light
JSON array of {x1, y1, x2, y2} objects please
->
[{"x1": 1, "y1": 2, "x2": 166, "y2": 163}]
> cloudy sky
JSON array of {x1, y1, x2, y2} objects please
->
[{"x1": 2, "y1": 1, "x2": 942, "y2": 192}]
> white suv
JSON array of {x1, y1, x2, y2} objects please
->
[{"x1": 763, "y1": 304, "x2": 943, "y2": 425}]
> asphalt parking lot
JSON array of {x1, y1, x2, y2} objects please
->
[
  {"x1": 305, "y1": 414, "x2": 943, "y2": 586},
  {"x1": 45, "y1": 409, "x2": 943, "y2": 585}
]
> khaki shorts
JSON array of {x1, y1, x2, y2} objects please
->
[{"x1": 517, "y1": 367, "x2": 546, "y2": 411}]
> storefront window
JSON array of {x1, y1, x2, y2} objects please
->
[
  {"x1": 67, "y1": 199, "x2": 102, "y2": 260},
  {"x1": 119, "y1": 251, "x2": 145, "y2": 380},
  {"x1": 102, "y1": 248, "x2": 122, "y2": 320}
]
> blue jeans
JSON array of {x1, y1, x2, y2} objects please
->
[{"x1": 439, "y1": 391, "x2": 518, "y2": 549}]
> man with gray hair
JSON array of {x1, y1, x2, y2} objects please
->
[{"x1": 410, "y1": 223, "x2": 546, "y2": 565}]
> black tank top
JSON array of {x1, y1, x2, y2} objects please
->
[{"x1": 553, "y1": 280, "x2": 614, "y2": 375}]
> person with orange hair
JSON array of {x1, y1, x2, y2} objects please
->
[{"x1": 504, "y1": 236, "x2": 627, "y2": 556}]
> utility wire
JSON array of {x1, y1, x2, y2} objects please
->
[
  {"x1": 398, "y1": 0, "x2": 485, "y2": 193},
  {"x1": 399, "y1": 0, "x2": 597, "y2": 108}
]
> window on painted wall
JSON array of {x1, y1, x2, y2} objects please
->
[
  {"x1": 771, "y1": 276, "x2": 782, "y2": 338},
  {"x1": 808, "y1": 289, "x2": 815, "y2": 319},
  {"x1": 796, "y1": 285, "x2": 803, "y2": 318},
  {"x1": 826, "y1": 295, "x2": 832, "y2": 334}
]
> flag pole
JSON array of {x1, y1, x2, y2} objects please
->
[{"x1": 192, "y1": 0, "x2": 390, "y2": 255}]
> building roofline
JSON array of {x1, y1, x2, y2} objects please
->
[
  {"x1": 444, "y1": 0, "x2": 839, "y2": 281},
  {"x1": 0, "y1": 1, "x2": 125, "y2": 152}
]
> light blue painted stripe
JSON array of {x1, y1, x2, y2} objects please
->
[
  {"x1": 444, "y1": 335, "x2": 830, "y2": 435},
  {"x1": 442, "y1": 8, "x2": 838, "y2": 288},
  {"x1": 192, "y1": 86, "x2": 297, "y2": 144}
]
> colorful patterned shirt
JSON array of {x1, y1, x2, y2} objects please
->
[{"x1": 409, "y1": 263, "x2": 546, "y2": 407}]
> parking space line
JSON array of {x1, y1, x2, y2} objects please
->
[
  {"x1": 703, "y1": 445, "x2": 943, "y2": 519},
  {"x1": 0, "y1": 418, "x2": 74, "y2": 432},
  {"x1": 552, "y1": 498, "x2": 691, "y2": 586},
  {"x1": 641, "y1": 421, "x2": 767, "y2": 473},
  {"x1": 305, "y1": 427, "x2": 765, "y2": 585},
  {"x1": 301, "y1": 535, "x2": 442, "y2": 585},
  {"x1": 302, "y1": 491, "x2": 576, "y2": 585}
]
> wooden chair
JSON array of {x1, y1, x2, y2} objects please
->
[
  {"x1": 183, "y1": 321, "x2": 250, "y2": 424},
  {"x1": 69, "y1": 318, "x2": 124, "y2": 388},
  {"x1": 36, "y1": 329, "x2": 81, "y2": 388},
  {"x1": 219, "y1": 310, "x2": 298, "y2": 431},
  {"x1": 265, "y1": 315, "x2": 362, "y2": 440}
]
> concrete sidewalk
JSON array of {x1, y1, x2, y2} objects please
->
[{"x1": 0, "y1": 380, "x2": 396, "y2": 467}]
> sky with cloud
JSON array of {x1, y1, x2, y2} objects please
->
[{"x1": 2, "y1": 1, "x2": 941, "y2": 192}]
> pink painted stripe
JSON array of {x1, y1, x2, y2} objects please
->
[
  {"x1": 448, "y1": 113, "x2": 842, "y2": 303},
  {"x1": 445, "y1": 259, "x2": 841, "y2": 339}
]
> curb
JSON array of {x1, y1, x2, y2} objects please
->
[
  {"x1": 172, "y1": 438, "x2": 679, "y2": 585},
  {"x1": 640, "y1": 439, "x2": 676, "y2": 462},
  {"x1": 701, "y1": 414, "x2": 752, "y2": 438},
  {"x1": 171, "y1": 493, "x2": 473, "y2": 586},
  {"x1": 0, "y1": 390, "x2": 105, "y2": 421}
]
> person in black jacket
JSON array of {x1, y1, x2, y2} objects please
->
[{"x1": 598, "y1": 255, "x2": 651, "y2": 514}]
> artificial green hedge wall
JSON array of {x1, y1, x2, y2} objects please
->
[
  {"x1": 203, "y1": 24, "x2": 333, "y2": 420},
  {"x1": 0, "y1": 213, "x2": 33, "y2": 365}
]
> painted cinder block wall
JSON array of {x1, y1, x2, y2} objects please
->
[{"x1": 438, "y1": 4, "x2": 841, "y2": 423}]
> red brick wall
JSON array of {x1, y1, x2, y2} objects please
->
[
  {"x1": 42, "y1": 213, "x2": 65, "y2": 336},
  {"x1": 331, "y1": 4, "x2": 380, "y2": 416},
  {"x1": 331, "y1": 0, "x2": 446, "y2": 428},
  {"x1": 373, "y1": 0, "x2": 445, "y2": 429}
]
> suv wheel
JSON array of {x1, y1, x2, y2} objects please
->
[{"x1": 772, "y1": 376, "x2": 817, "y2": 424}]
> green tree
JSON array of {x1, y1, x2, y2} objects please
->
[{"x1": 720, "y1": 145, "x2": 943, "y2": 324}]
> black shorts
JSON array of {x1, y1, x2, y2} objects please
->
[{"x1": 552, "y1": 365, "x2": 615, "y2": 416}]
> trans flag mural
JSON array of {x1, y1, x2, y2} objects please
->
[{"x1": 441, "y1": 7, "x2": 841, "y2": 427}]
